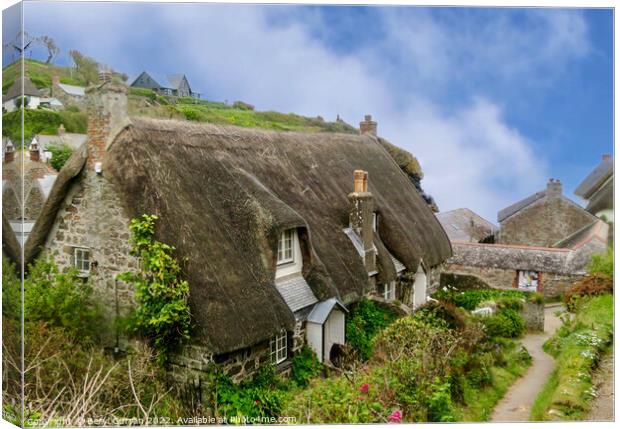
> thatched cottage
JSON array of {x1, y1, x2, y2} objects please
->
[{"x1": 16, "y1": 74, "x2": 451, "y2": 382}]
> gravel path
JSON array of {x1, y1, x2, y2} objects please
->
[
  {"x1": 588, "y1": 350, "x2": 614, "y2": 421},
  {"x1": 490, "y1": 305, "x2": 564, "y2": 422}
]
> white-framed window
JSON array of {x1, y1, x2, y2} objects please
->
[
  {"x1": 277, "y1": 229, "x2": 294, "y2": 265},
  {"x1": 74, "y1": 247, "x2": 91, "y2": 276},
  {"x1": 378, "y1": 281, "x2": 396, "y2": 300},
  {"x1": 372, "y1": 212, "x2": 379, "y2": 232},
  {"x1": 270, "y1": 329, "x2": 287, "y2": 364}
]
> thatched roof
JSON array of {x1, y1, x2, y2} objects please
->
[
  {"x1": 2, "y1": 213, "x2": 21, "y2": 266},
  {"x1": 4, "y1": 76, "x2": 41, "y2": 101},
  {"x1": 23, "y1": 144, "x2": 88, "y2": 264},
  {"x1": 103, "y1": 118, "x2": 451, "y2": 353}
]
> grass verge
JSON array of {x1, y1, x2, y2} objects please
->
[
  {"x1": 530, "y1": 294, "x2": 613, "y2": 421},
  {"x1": 456, "y1": 341, "x2": 532, "y2": 421}
]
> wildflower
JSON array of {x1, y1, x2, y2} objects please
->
[
  {"x1": 255, "y1": 400, "x2": 261, "y2": 406},
  {"x1": 357, "y1": 396, "x2": 365, "y2": 401},
  {"x1": 359, "y1": 383, "x2": 369, "y2": 393},
  {"x1": 388, "y1": 410, "x2": 402, "y2": 423}
]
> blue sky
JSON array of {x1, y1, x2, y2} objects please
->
[{"x1": 3, "y1": 1, "x2": 614, "y2": 222}]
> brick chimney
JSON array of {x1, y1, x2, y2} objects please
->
[
  {"x1": 360, "y1": 114, "x2": 377, "y2": 136},
  {"x1": 4, "y1": 140, "x2": 14, "y2": 163},
  {"x1": 602, "y1": 154, "x2": 611, "y2": 161},
  {"x1": 29, "y1": 138, "x2": 40, "y2": 162},
  {"x1": 85, "y1": 72, "x2": 128, "y2": 168},
  {"x1": 547, "y1": 178, "x2": 562, "y2": 198},
  {"x1": 349, "y1": 169, "x2": 376, "y2": 273}
]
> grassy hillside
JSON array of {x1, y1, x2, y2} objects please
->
[
  {"x1": 2, "y1": 59, "x2": 86, "y2": 94},
  {"x1": 128, "y1": 89, "x2": 358, "y2": 134}
]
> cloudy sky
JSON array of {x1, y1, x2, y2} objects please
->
[{"x1": 3, "y1": 1, "x2": 614, "y2": 222}]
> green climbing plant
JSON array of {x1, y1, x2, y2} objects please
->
[{"x1": 118, "y1": 214, "x2": 191, "y2": 366}]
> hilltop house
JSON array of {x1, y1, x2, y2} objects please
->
[
  {"x1": 12, "y1": 74, "x2": 450, "y2": 383},
  {"x1": 436, "y1": 208, "x2": 497, "y2": 243},
  {"x1": 2, "y1": 75, "x2": 65, "y2": 112},
  {"x1": 575, "y1": 154, "x2": 613, "y2": 221},
  {"x1": 496, "y1": 179, "x2": 598, "y2": 247},
  {"x1": 49, "y1": 75, "x2": 87, "y2": 108},
  {"x1": 130, "y1": 71, "x2": 200, "y2": 98}
]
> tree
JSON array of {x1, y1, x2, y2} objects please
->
[
  {"x1": 69, "y1": 49, "x2": 99, "y2": 85},
  {"x1": 38, "y1": 35, "x2": 60, "y2": 64}
]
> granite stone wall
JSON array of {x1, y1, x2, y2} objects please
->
[
  {"x1": 521, "y1": 300, "x2": 544, "y2": 332},
  {"x1": 498, "y1": 195, "x2": 597, "y2": 247}
]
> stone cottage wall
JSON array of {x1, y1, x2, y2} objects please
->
[
  {"x1": 173, "y1": 320, "x2": 308, "y2": 385},
  {"x1": 443, "y1": 263, "x2": 580, "y2": 299},
  {"x1": 498, "y1": 196, "x2": 597, "y2": 247},
  {"x1": 43, "y1": 169, "x2": 138, "y2": 344}
]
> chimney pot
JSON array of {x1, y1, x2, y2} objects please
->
[
  {"x1": 354, "y1": 170, "x2": 365, "y2": 193},
  {"x1": 363, "y1": 171, "x2": 369, "y2": 192},
  {"x1": 602, "y1": 154, "x2": 611, "y2": 161}
]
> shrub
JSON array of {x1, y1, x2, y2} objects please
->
[
  {"x1": 58, "y1": 109, "x2": 88, "y2": 133},
  {"x1": 24, "y1": 256, "x2": 106, "y2": 345},
  {"x1": 290, "y1": 346, "x2": 323, "y2": 388},
  {"x1": 345, "y1": 299, "x2": 399, "y2": 360},
  {"x1": 232, "y1": 101, "x2": 255, "y2": 111},
  {"x1": 427, "y1": 380, "x2": 456, "y2": 422},
  {"x1": 433, "y1": 288, "x2": 525, "y2": 311},
  {"x1": 588, "y1": 247, "x2": 613, "y2": 277},
  {"x1": 47, "y1": 143, "x2": 73, "y2": 171},
  {"x1": 414, "y1": 300, "x2": 469, "y2": 331},
  {"x1": 480, "y1": 309, "x2": 525, "y2": 338},
  {"x1": 117, "y1": 215, "x2": 191, "y2": 365},
  {"x1": 3, "y1": 108, "x2": 61, "y2": 142},
  {"x1": 564, "y1": 274, "x2": 613, "y2": 312}
]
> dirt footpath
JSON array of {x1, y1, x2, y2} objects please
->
[
  {"x1": 490, "y1": 305, "x2": 564, "y2": 422},
  {"x1": 588, "y1": 350, "x2": 614, "y2": 421}
]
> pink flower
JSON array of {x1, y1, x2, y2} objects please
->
[
  {"x1": 388, "y1": 410, "x2": 402, "y2": 423},
  {"x1": 356, "y1": 396, "x2": 365, "y2": 401},
  {"x1": 359, "y1": 383, "x2": 369, "y2": 393}
]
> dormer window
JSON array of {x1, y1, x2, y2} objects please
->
[{"x1": 277, "y1": 229, "x2": 295, "y2": 265}]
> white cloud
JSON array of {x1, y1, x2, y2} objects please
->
[{"x1": 22, "y1": 4, "x2": 591, "y2": 221}]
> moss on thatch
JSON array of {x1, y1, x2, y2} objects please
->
[
  {"x1": 377, "y1": 138, "x2": 423, "y2": 179},
  {"x1": 101, "y1": 118, "x2": 450, "y2": 353}
]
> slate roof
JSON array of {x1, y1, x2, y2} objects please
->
[
  {"x1": 307, "y1": 298, "x2": 348, "y2": 324},
  {"x1": 37, "y1": 133, "x2": 88, "y2": 150},
  {"x1": 497, "y1": 190, "x2": 547, "y2": 222},
  {"x1": 57, "y1": 83, "x2": 85, "y2": 97},
  {"x1": 553, "y1": 219, "x2": 609, "y2": 249},
  {"x1": 436, "y1": 208, "x2": 498, "y2": 242},
  {"x1": 575, "y1": 157, "x2": 613, "y2": 199},
  {"x1": 275, "y1": 274, "x2": 318, "y2": 313}
]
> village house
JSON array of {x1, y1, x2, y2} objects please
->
[
  {"x1": 2, "y1": 76, "x2": 63, "y2": 112},
  {"x1": 130, "y1": 71, "x2": 200, "y2": 98},
  {"x1": 436, "y1": 208, "x2": 497, "y2": 243},
  {"x1": 574, "y1": 154, "x2": 613, "y2": 222},
  {"x1": 2, "y1": 138, "x2": 58, "y2": 245},
  {"x1": 12, "y1": 73, "x2": 450, "y2": 383},
  {"x1": 49, "y1": 75, "x2": 87, "y2": 108},
  {"x1": 496, "y1": 178, "x2": 598, "y2": 247},
  {"x1": 440, "y1": 180, "x2": 609, "y2": 299}
]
